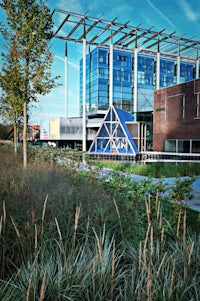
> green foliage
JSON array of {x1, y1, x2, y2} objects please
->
[
  {"x1": 0, "y1": 0, "x2": 60, "y2": 165},
  {"x1": 93, "y1": 161, "x2": 200, "y2": 177},
  {"x1": 0, "y1": 0, "x2": 60, "y2": 100}
]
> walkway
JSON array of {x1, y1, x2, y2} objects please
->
[{"x1": 130, "y1": 174, "x2": 200, "y2": 212}]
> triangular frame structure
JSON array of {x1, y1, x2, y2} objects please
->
[{"x1": 88, "y1": 106, "x2": 138, "y2": 154}]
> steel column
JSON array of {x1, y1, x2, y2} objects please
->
[
  {"x1": 64, "y1": 41, "x2": 68, "y2": 118},
  {"x1": 196, "y1": 59, "x2": 199, "y2": 79},
  {"x1": 177, "y1": 56, "x2": 180, "y2": 84},
  {"x1": 156, "y1": 52, "x2": 160, "y2": 90},
  {"x1": 133, "y1": 48, "x2": 138, "y2": 120},
  {"x1": 109, "y1": 40, "x2": 113, "y2": 107},
  {"x1": 82, "y1": 38, "x2": 87, "y2": 151}
]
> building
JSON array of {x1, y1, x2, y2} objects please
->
[
  {"x1": 80, "y1": 46, "x2": 197, "y2": 146},
  {"x1": 40, "y1": 107, "x2": 145, "y2": 159},
  {"x1": 80, "y1": 47, "x2": 195, "y2": 117},
  {"x1": 40, "y1": 116, "x2": 102, "y2": 149},
  {"x1": 48, "y1": 10, "x2": 200, "y2": 152},
  {"x1": 88, "y1": 106, "x2": 146, "y2": 156},
  {"x1": 80, "y1": 48, "x2": 133, "y2": 113},
  {"x1": 153, "y1": 79, "x2": 200, "y2": 153}
]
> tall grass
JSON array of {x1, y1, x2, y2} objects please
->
[
  {"x1": 93, "y1": 161, "x2": 200, "y2": 177},
  {"x1": 0, "y1": 146, "x2": 199, "y2": 300},
  {"x1": 0, "y1": 195, "x2": 199, "y2": 300}
]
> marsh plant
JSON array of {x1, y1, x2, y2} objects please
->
[
  {"x1": 0, "y1": 147, "x2": 199, "y2": 300},
  {"x1": 0, "y1": 198, "x2": 199, "y2": 300}
]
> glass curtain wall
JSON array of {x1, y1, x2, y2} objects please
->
[
  {"x1": 80, "y1": 47, "x2": 132, "y2": 114},
  {"x1": 137, "y1": 55, "x2": 154, "y2": 112},
  {"x1": 113, "y1": 50, "x2": 132, "y2": 111},
  {"x1": 80, "y1": 47, "x2": 196, "y2": 116}
]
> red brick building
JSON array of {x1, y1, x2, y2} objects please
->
[{"x1": 153, "y1": 79, "x2": 200, "y2": 153}]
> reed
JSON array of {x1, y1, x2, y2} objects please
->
[
  {"x1": 41, "y1": 195, "x2": 48, "y2": 238},
  {"x1": 0, "y1": 147, "x2": 199, "y2": 300},
  {"x1": 113, "y1": 198, "x2": 124, "y2": 241},
  {"x1": 71, "y1": 205, "x2": 81, "y2": 254},
  {"x1": 39, "y1": 272, "x2": 46, "y2": 301}
]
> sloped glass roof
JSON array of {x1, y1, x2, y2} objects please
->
[{"x1": 88, "y1": 106, "x2": 138, "y2": 154}]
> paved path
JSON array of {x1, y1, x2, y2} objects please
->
[
  {"x1": 97, "y1": 167, "x2": 200, "y2": 213},
  {"x1": 65, "y1": 160, "x2": 200, "y2": 213},
  {"x1": 130, "y1": 174, "x2": 200, "y2": 212}
]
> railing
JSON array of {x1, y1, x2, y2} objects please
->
[
  {"x1": 137, "y1": 151, "x2": 200, "y2": 163},
  {"x1": 88, "y1": 153, "x2": 136, "y2": 162},
  {"x1": 88, "y1": 151, "x2": 200, "y2": 162}
]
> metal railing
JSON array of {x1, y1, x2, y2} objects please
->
[
  {"x1": 137, "y1": 151, "x2": 200, "y2": 163},
  {"x1": 88, "y1": 151, "x2": 200, "y2": 162}
]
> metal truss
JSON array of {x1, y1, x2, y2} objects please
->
[{"x1": 52, "y1": 9, "x2": 200, "y2": 61}]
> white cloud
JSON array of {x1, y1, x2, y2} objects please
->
[
  {"x1": 145, "y1": 0, "x2": 179, "y2": 31},
  {"x1": 179, "y1": 0, "x2": 198, "y2": 22},
  {"x1": 55, "y1": 53, "x2": 79, "y2": 66},
  {"x1": 56, "y1": 0, "x2": 85, "y2": 14}
]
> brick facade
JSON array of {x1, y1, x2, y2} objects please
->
[{"x1": 153, "y1": 79, "x2": 200, "y2": 152}]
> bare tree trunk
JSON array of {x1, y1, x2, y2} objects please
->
[
  {"x1": 13, "y1": 122, "x2": 17, "y2": 154},
  {"x1": 23, "y1": 102, "x2": 27, "y2": 168}
]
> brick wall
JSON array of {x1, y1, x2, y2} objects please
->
[{"x1": 153, "y1": 79, "x2": 200, "y2": 151}]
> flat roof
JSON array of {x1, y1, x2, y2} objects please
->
[{"x1": 52, "y1": 9, "x2": 200, "y2": 61}]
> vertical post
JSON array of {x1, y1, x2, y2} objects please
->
[
  {"x1": 177, "y1": 40, "x2": 181, "y2": 85},
  {"x1": 82, "y1": 38, "x2": 86, "y2": 152},
  {"x1": 65, "y1": 41, "x2": 68, "y2": 118},
  {"x1": 109, "y1": 38, "x2": 113, "y2": 107},
  {"x1": 177, "y1": 55, "x2": 181, "y2": 84},
  {"x1": 196, "y1": 58, "x2": 199, "y2": 79},
  {"x1": 144, "y1": 123, "x2": 147, "y2": 151},
  {"x1": 176, "y1": 139, "x2": 178, "y2": 153},
  {"x1": 156, "y1": 52, "x2": 160, "y2": 90},
  {"x1": 190, "y1": 139, "x2": 192, "y2": 154},
  {"x1": 133, "y1": 48, "x2": 138, "y2": 121},
  {"x1": 23, "y1": 101, "x2": 27, "y2": 168}
]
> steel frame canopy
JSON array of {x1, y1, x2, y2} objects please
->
[{"x1": 52, "y1": 9, "x2": 200, "y2": 61}]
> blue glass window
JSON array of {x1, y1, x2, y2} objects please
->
[
  {"x1": 180, "y1": 62, "x2": 194, "y2": 83},
  {"x1": 137, "y1": 55, "x2": 154, "y2": 89},
  {"x1": 160, "y1": 59, "x2": 174, "y2": 87}
]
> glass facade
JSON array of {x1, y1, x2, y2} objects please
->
[
  {"x1": 80, "y1": 48, "x2": 132, "y2": 114},
  {"x1": 80, "y1": 47, "x2": 196, "y2": 117},
  {"x1": 160, "y1": 58, "x2": 174, "y2": 88},
  {"x1": 179, "y1": 62, "x2": 194, "y2": 83}
]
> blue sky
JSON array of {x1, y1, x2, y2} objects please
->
[{"x1": 1, "y1": 0, "x2": 200, "y2": 124}]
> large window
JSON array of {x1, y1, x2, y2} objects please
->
[
  {"x1": 137, "y1": 55, "x2": 154, "y2": 89},
  {"x1": 160, "y1": 59, "x2": 174, "y2": 87},
  {"x1": 165, "y1": 139, "x2": 200, "y2": 153},
  {"x1": 180, "y1": 62, "x2": 194, "y2": 83}
]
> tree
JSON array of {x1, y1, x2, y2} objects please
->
[
  {"x1": 0, "y1": 0, "x2": 59, "y2": 168},
  {"x1": 0, "y1": 41, "x2": 24, "y2": 153}
]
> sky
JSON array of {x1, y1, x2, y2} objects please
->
[{"x1": 1, "y1": 0, "x2": 200, "y2": 125}]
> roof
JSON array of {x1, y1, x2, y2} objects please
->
[
  {"x1": 52, "y1": 9, "x2": 200, "y2": 61},
  {"x1": 114, "y1": 107, "x2": 138, "y2": 153},
  {"x1": 88, "y1": 106, "x2": 139, "y2": 154}
]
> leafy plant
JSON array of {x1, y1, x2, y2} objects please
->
[{"x1": 0, "y1": 0, "x2": 60, "y2": 167}]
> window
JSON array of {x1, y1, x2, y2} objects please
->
[{"x1": 117, "y1": 55, "x2": 127, "y2": 62}]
